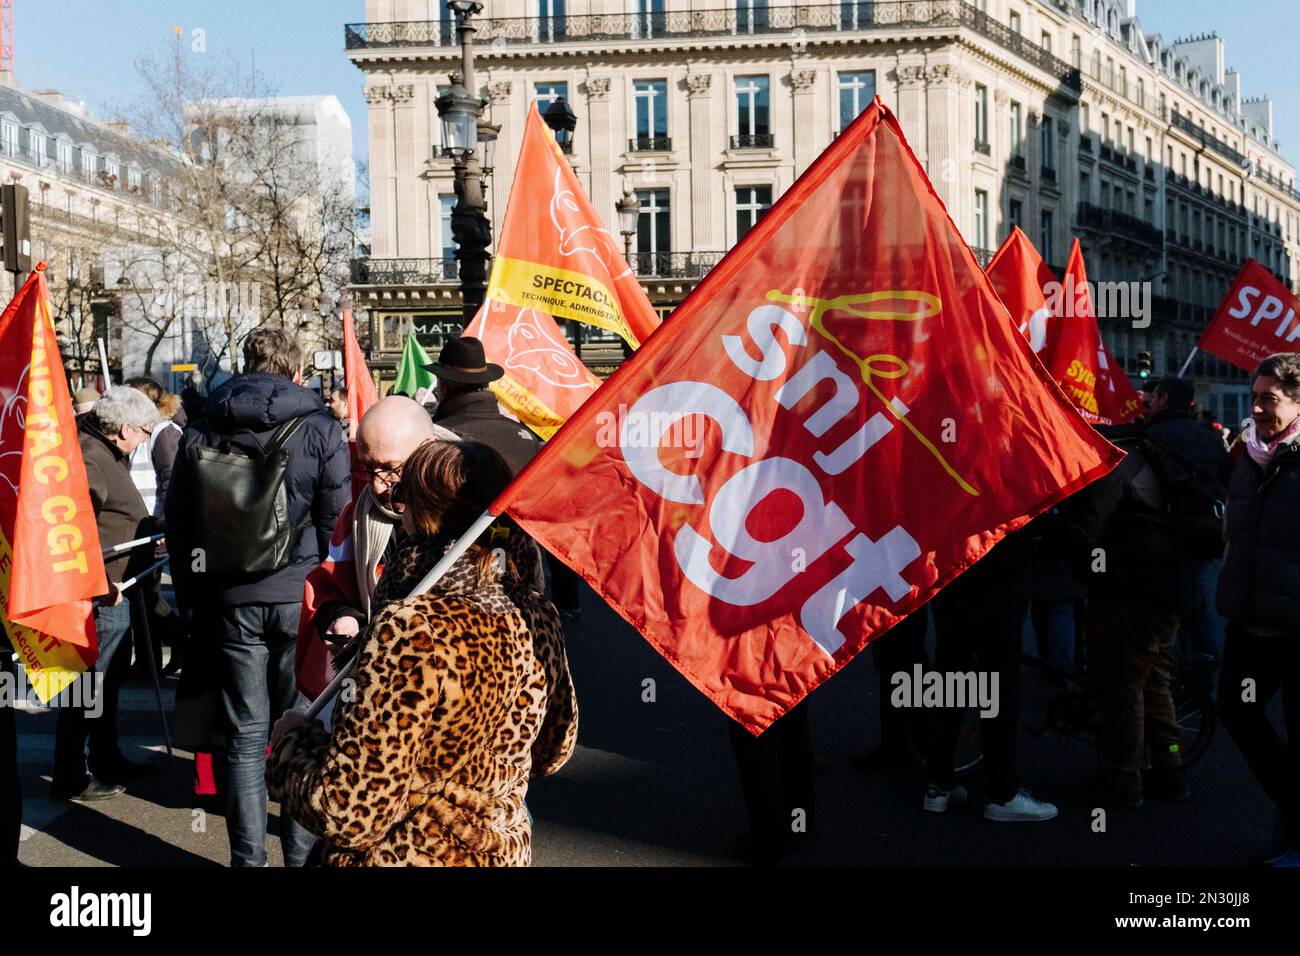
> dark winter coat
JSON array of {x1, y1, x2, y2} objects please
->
[
  {"x1": 78, "y1": 421, "x2": 154, "y2": 582},
  {"x1": 432, "y1": 389, "x2": 542, "y2": 478},
  {"x1": 1217, "y1": 433, "x2": 1300, "y2": 632},
  {"x1": 165, "y1": 372, "x2": 350, "y2": 607}
]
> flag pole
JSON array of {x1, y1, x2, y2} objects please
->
[
  {"x1": 127, "y1": 585, "x2": 173, "y2": 757},
  {"x1": 302, "y1": 509, "x2": 498, "y2": 721},
  {"x1": 1177, "y1": 347, "x2": 1198, "y2": 378}
]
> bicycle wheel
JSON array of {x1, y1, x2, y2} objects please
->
[{"x1": 1171, "y1": 670, "x2": 1216, "y2": 768}]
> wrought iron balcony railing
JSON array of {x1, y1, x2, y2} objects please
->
[
  {"x1": 1009, "y1": 154, "x2": 1026, "y2": 171},
  {"x1": 974, "y1": 140, "x2": 990, "y2": 155},
  {"x1": 1078, "y1": 134, "x2": 1093, "y2": 153},
  {"x1": 629, "y1": 136, "x2": 672, "y2": 152},
  {"x1": 1076, "y1": 202, "x2": 1162, "y2": 246},
  {"x1": 631, "y1": 251, "x2": 726, "y2": 279},
  {"x1": 351, "y1": 257, "x2": 463, "y2": 285},
  {"x1": 346, "y1": 3, "x2": 1081, "y2": 92},
  {"x1": 730, "y1": 133, "x2": 775, "y2": 150},
  {"x1": 1041, "y1": 166, "x2": 1057, "y2": 183},
  {"x1": 1169, "y1": 111, "x2": 1247, "y2": 168}
]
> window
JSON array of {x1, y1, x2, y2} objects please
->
[
  {"x1": 1040, "y1": 209, "x2": 1054, "y2": 263},
  {"x1": 636, "y1": 188, "x2": 671, "y2": 272},
  {"x1": 836, "y1": 70, "x2": 876, "y2": 132},
  {"x1": 31, "y1": 131, "x2": 46, "y2": 165},
  {"x1": 535, "y1": 81, "x2": 569, "y2": 111},
  {"x1": 1009, "y1": 101, "x2": 1022, "y2": 154},
  {"x1": 1041, "y1": 32, "x2": 1052, "y2": 53},
  {"x1": 735, "y1": 185, "x2": 772, "y2": 241},
  {"x1": 128, "y1": 165, "x2": 142, "y2": 190},
  {"x1": 1137, "y1": 78, "x2": 1145, "y2": 108},
  {"x1": 634, "y1": 79, "x2": 668, "y2": 146},
  {"x1": 1009, "y1": 10, "x2": 1021, "y2": 34},
  {"x1": 1041, "y1": 116, "x2": 1054, "y2": 169},
  {"x1": 1080, "y1": 102, "x2": 1089, "y2": 132},
  {"x1": 56, "y1": 140, "x2": 72, "y2": 172},
  {"x1": 974, "y1": 84, "x2": 988, "y2": 147},
  {"x1": 1101, "y1": 111, "x2": 1109, "y2": 143},
  {"x1": 633, "y1": 0, "x2": 666, "y2": 39},
  {"x1": 80, "y1": 147, "x2": 95, "y2": 178},
  {"x1": 536, "y1": 0, "x2": 566, "y2": 42},
  {"x1": 439, "y1": 195, "x2": 458, "y2": 279},
  {"x1": 841, "y1": 0, "x2": 874, "y2": 28},
  {"x1": 1145, "y1": 136, "x2": 1153, "y2": 162},
  {"x1": 734, "y1": 75, "x2": 770, "y2": 141},
  {"x1": 974, "y1": 189, "x2": 989, "y2": 250},
  {"x1": 1071, "y1": 34, "x2": 1081, "y2": 69},
  {"x1": 735, "y1": 0, "x2": 769, "y2": 34},
  {"x1": 1, "y1": 120, "x2": 18, "y2": 156},
  {"x1": 1009, "y1": 198, "x2": 1023, "y2": 230}
]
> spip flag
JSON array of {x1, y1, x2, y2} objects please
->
[
  {"x1": 1038, "y1": 239, "x2": 1142, "y2": 425},
  {"x1": 1198, "y1": 258, "x2": 1300, "y2": 373},
  {"x1": 986, "y1": 226, "x2": 1056, "y2": 354},
  {"x1": 0, "y1": 263, "x2": 108, "y2": 700},
  {"x1": 465, "y1": 102, "x2": 660, "y2": 438},
  {"x1": 488, "y1": 100, "x2": 1123, "y2": 733},
  {"x1": 392, "y1": 333, "x2": 435, "y2": 404},
  {"x1": 342, "y1": 308, "x2": 379, "y2": 441}
]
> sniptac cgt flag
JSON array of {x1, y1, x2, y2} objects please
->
[
  {"x1": 1198, "y1": 258, "x2": 1300, "y2": 373},
  {"x1": 491, "y1": 100, "x2": 1122, "y2": 734},
  {"x1": 0, "y1": 263, "x2": 108, "y2": 700},
  {"x1": 986, "y1": 226, "x2": 1056, "y2": 354}
]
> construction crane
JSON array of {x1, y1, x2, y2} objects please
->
[{"x1": 1, "y1": 0, "x2": 11, "y2": 79}]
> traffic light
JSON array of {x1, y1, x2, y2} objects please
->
[
  {"x1": 1137, "y1": 350, "x2": 1153, "y2": 378},
  {"x1": 0, "y1": 183, "x2": 31, "y2": 275}
]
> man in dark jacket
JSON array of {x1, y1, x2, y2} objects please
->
[
  {"x1": 52, "y1": 387, "x2": 162, "y2": 801},
  {"x1": 166, "y1": 328, "x2": 349, "y2": 867},
  {"x1": 1216, "y1": 352, "x2": 1300, "y2": 865},
  {"x1": 424, "y1": 336, "x2": 542, "y2": 477}
]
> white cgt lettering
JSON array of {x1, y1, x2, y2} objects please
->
[
  {"x1": 621, "y1": 381, "x2": 754, "y2": 504},
  {"x1": 800, "y1": 528, "x2": 922, "y2": 656},
  {"x1": 675, "y1": 457, "x2": 853, "y2": 606}
]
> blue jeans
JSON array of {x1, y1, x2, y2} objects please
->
[
  {"x1": 215, "y1": 602, "x2": 314, "y2": 867},
  {"x1": 53, "y1": 597, "x2": 132, "y2": 789}
]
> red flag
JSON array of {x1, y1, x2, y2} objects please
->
[
  {"x1": 1038, "y1": 239, "x2": 1142, "y2": 425},
  {"x1": 0, "y1": 263, "x2": 108, "y2": 700},
  {"x1": 342, "y1": 308, "x2": 378, "y2": 441},
  {"x1": 986, "y1": 226, "x2": 1056, "y2": 355},
  {"x1": 1198, "y1": 258, "x2": 1300, "y2": 373},
  {"x1": 489, "y1": 100, "x2": 1123, "y2": 733}
]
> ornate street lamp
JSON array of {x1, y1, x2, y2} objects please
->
[
  {"x1": 616, "y1": 189, "x2": 640, "y2": 272},
  {"x1": 434, "y1": 1, "x2": 490, "y2": 322},
  {"x1": 542, "y1": 97, "x2": 577, "y2": 152}
]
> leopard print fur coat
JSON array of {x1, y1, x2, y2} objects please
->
[{"x1": 267, "y1": 527, "x2": 578, "y2": 866}]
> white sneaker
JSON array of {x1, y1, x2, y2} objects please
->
[
  {"x1": 984, "y1": 788, "x2": 1058, "y2": 822},
  {"x1": 923, "y1": 784, "x2": 968, "y2": 813}
]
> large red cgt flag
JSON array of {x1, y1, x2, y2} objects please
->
[
  {"x1": 466, "y1": 102, "x2": 661, "y2": 438},
  {"x1": 1198, "y1": 258, "x2": 1300, "y2": 373},
  {"x1": 0, "y1": 264, "x2": 108, "y2": 700},
  {"x1": 986, "y1": 226, "x2": 1056, "y2": 355},
  {"x1": 489, "y1": 101, "x2": 1123, "y2": 733},
  {"x1": 1037, "y1": 239, "x2": 1142, "y2": 425}
]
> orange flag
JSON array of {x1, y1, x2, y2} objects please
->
[
  {"x1": 342, "y1": 309, "x2": 378, "y2": 441},
  {"x1": 489, "y1": 101, "x2": 1122, "y2": 733},
  {"x1": 1037, "y1": 239, "x2": 1142, "y2": 425},
  {"x1": 0, "y1": 263, "x2": 108, "y2": 700},
  {"x1": 986, "y1": 226, "x2": 1056, "y2": 355},
  {"x1": 466, "y1": 102, "x2": 660, "y2": 438}
]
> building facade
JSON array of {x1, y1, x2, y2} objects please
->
[{"x1": 349, "y1": 0, "x2": 1300, "y2": 420}]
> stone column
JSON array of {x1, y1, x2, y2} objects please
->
[
  {"x1": 790, "y1": 68, "x2": 818, "y2": 177},
  {"x1": 686, "y1": 73, "x2": 715, "y2": 251},
  {"x1": 365, "y1": 84, "x2": 396, "y2": 258},
  {"x1": 584, "y1": 77, "x2": 613, "y2": 224},
  {"x1": 895, "y1": 65, "x2": 928, "y2": 168},
  {"x1": 487, "y1": 79, "x2": 513, "y2": 231},
  {"x1": 925, "y1": 64, "x2": 971, "y2": 214},
  {"x1": 389, "y1": 83, "x2": 423, "y2": 256}
]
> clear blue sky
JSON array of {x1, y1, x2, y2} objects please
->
[{"x1": 12, "y1": 0, "x2": 1299, "y2": 167}]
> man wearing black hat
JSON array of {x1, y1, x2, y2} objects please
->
[{"x1": 424, "y1": 336, "x2": 542, "y2": 477}]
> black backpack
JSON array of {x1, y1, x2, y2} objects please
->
[
  {"x1": 187, "y1": 416, "x2": 310, "y2": 574},
  {"x1": 1139, "y1": 436, "x2": 1228, "y2": 560}
]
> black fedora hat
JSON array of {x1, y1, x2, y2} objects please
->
[{"x1": 423, "y1": 336, "x2": 504, "y2": 384}]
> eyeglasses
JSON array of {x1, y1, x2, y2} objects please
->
[{"x1": 350, "y1": 462, "x2": 404, "y2": 486}]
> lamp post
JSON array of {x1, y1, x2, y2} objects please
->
[
  {"x1": 435, "y1": 1, "x2": 490, "y2": 323},
  {"x1": 616, "y1": 189, "x2": 640, "y2": 272},
  {"x1": 541, "y1": 97, "x2": 576, "y2": 153}
]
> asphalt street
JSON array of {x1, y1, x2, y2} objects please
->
[{"x1": 13, "y1": 581, "x2": 1277, "y2": 866}]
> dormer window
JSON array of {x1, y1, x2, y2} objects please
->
[
  {"x1": 80, "y1": 147, "x2": 96, "y2": 179},
  {"x1": 0, "y1": 120, "x2": 16, "y2": 156}
]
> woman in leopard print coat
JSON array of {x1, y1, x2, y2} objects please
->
[{"x1": 267, "y1": 440, "x2": 578, "y2": 866}]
